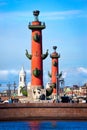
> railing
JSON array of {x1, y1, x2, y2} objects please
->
[{"x1": 29, "y1": 22, "x2": 45, "y2": 26}]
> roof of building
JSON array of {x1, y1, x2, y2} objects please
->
[{"x1": 19, "y1": 66, "x2": 26, "y2": 75}]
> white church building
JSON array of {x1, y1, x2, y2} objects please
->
[{"x1": 18, "y1": 66, "x2": 27, "y2": 96}]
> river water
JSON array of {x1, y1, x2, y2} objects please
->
[{"x1": 0, "y1": 121, "x2": 87, "y2": 130}]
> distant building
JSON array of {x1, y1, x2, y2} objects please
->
[{"x1": 18, "y1": 66, "x2": 27, "y2": 96}]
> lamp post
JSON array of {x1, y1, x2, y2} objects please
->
[
  {"x1": 60, "y1": 78, "x2": 64, "y2": 96},
  {"x1": 13, "y1": 81, "x2": 16, "y2": 95},
  {"x1": 7, "y1": 82, "x2": 11, "y2": 99},
  {"x1": 56, "y1": 73, "x2": 65, "y2": 102},
  {"x1": 86, "y1": 83, "x2": 87, "y2": 103},
  {"x1": 0, "y1": 84, "x2": 1, "y2": 94},
  {"x1": 56, "y1": 73, "x2": 59, "y2": 102}
]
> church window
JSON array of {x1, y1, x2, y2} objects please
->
[{"x1": 20, "y1": 77, "x2": 22, "y2": 82}]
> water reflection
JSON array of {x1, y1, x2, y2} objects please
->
[
  {"x1": 29, "y1": 121, "x2": 40, "y2": 130},
  {"x1": 0, "y1": 121, "x2": 87, "y2": 130}
]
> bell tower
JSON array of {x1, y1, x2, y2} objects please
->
[{"x1": 18, "y1": 66, "x2": 26, "y2": 96}]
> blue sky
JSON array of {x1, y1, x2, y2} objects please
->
[{"x1": 0, "y1": 0, "x2": 87, "y2": 90}]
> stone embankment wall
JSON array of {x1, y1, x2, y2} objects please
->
[{"x1": 0, "y1": 103, "x2": 87, "y2": 121}]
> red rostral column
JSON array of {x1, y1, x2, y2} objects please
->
[
  {"x1": 50, "y1": 46, "x2": 60, "y2": 94},
  {"x1": 26, "y1": 10, "x2": 48, "y2": 88}
]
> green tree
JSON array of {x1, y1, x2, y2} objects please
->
[{"x1": 20, "y1": 86, "x2": 27, "y2": 96}]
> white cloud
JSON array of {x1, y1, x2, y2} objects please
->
[
  {"x1": 0, "y1": 69, "x2": 31, "y2": 77},
  {"x1": 0, "y1": 70, "x2": 8, "y2": 75},
  {"x1": 42, "y1": 10, "x2": 81, "y2": 16},
  {"x1": 60, "y1": 67, "x2": 87, "y2": 86},
  {"x1": 0, "y1": 9, "x2": 85, "y2": 21},
  {"x1": 0, "y1": 11, "x2": 31, "y2": 18},
  {"x1": 0, "y1": 69, "x2": 19, "y2": 82},
  {"x1": 40, "y1": 10, "x2": 83, "y2": 20},
  {"x1": 0, "y1": 70, "x2": 9, "y2": 80},
  {"x1": 77, "y1": 67, "x2": 87, "y2": 74},
  {"x1": 10, "y1": 70, "x2": 19, "y2": 74},
  {"x1": 62, "y1": 71, "x2": 67, "y2": 78},
  {"x1": 0, "y1": 70, "x2": 19, "y2": 76},
  {"x1": 26, "y1": 69, "x2": 31, "y2": 74}
]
